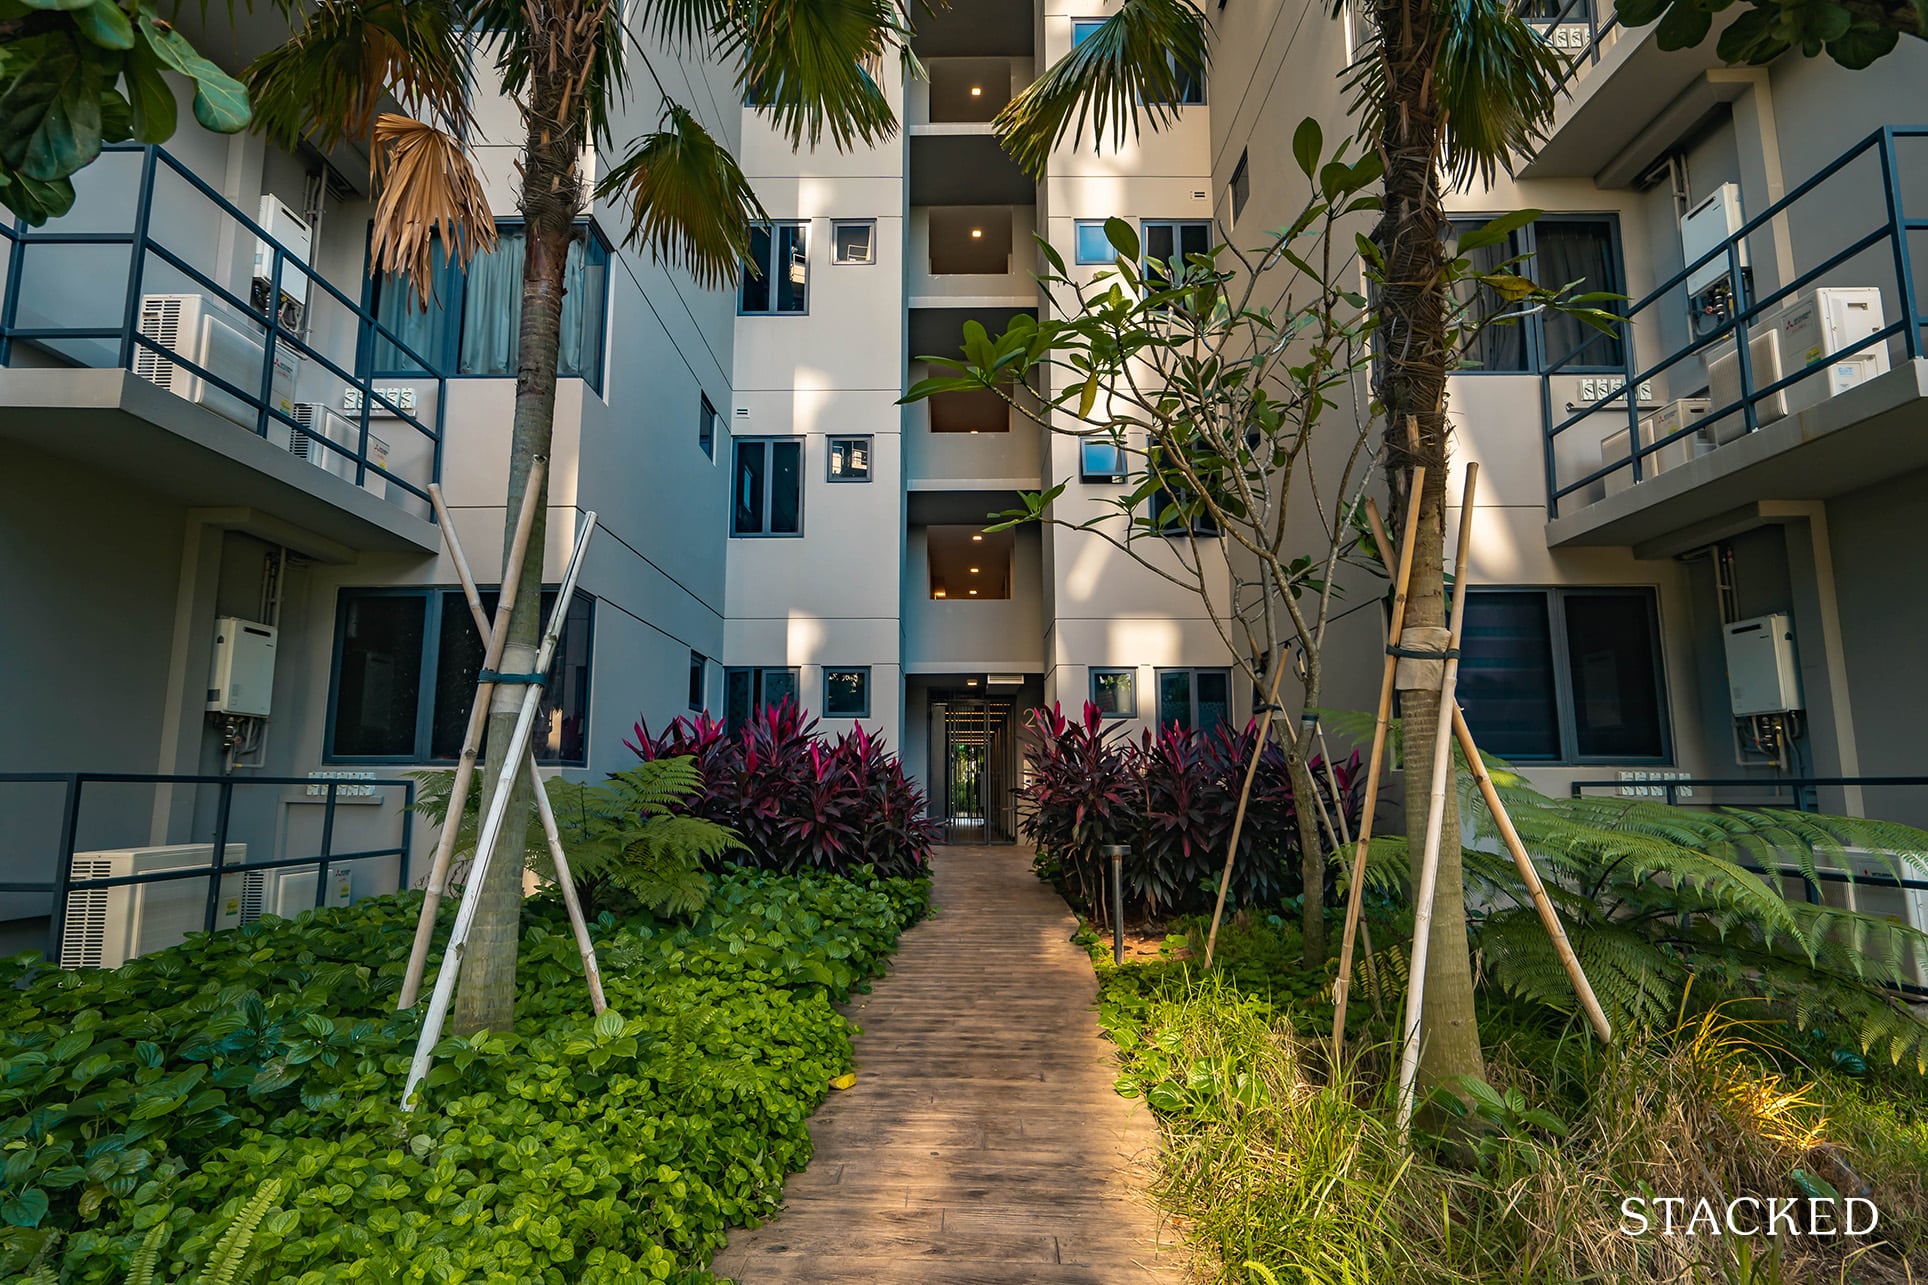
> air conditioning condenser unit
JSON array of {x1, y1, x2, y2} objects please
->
[{"x1": 136, "y1": 294, "x2": 298, "y2": 430}]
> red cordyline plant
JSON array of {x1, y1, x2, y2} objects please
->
[
  {"x1": 1022, "y1": 702, "x2": 1362, "y2": 923},
  {"x1": 625, "y1": 701, "x2": 937, "y2": 879}
]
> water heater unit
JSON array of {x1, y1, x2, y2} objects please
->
[
  {"x1": 1722, "y1": 613, "x2": 1802, "y2": 717},
  {"x1": 208, "y1": 617, "x2": 277, "y2": 717}
]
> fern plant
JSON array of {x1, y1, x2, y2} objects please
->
[
  {"x1": 1412, "y1": 754, "x2": 1928, "y2": 1073},
  {"x1": 412, "y1": 757, "x2": 743, "y2": 919}
]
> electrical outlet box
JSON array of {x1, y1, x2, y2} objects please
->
[
  {"x1": 208, "y1": 617, "x2": 277, "y2": 717},
  {"x1": 1722, "y1": 613, "x2": 1801, "y2": 717}
]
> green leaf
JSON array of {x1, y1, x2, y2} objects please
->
[
  {"x1": 593, "y1": 1009, "x2": 626, "y2": 1040},
  {"x1": 1, "y1": 1188, "x2": 49, "y2": 1229},
  {"x1": 1827, "y1": 22, "x2": 1899, "y2": 67},
  {"x1": 0, "y1": 34, "x2": 104, "y2": 182},
  {"x1": 137, "y1": 17, "x2": 250, "y2": 134},
  {"x1": 0, "y1": 170, "x2": 77, "y2": 223},
  {"x1": 17, "y1": 0, "x2": 108, "y2": 9},
  {"x1": 1103, "y1": 215, "x2": 1139, "y2": 262},
  {"x1": 1454, "y1": 209, "x2": 1540, "y2": 255},
  {"x1": 73, "y1": 0, "x2": 137, "y2": 49},
  {"x1": 1291, "y1": 116, "x2": 1322, "y2": 178},
  {"x1": 1654, "y1": 0, "x2": 1713, "y2": 48},
  {"x1": 1077, "y1": 373, "x2": 1099, "y2": 420}
]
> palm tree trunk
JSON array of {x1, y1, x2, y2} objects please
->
[
  {"x1": 1371, "y1": 0, "x2": 1486, "y2": 1093},
  {"x1": 450, "y1": 34, "x2": 587, "y2": 1037}
]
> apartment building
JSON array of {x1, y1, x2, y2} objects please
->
[{"x1": 5, "y1": 0, "x2": 1923, "y2": 957}]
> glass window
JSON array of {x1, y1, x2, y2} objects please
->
[
  {"x1": 725, "y1": 666, "x2": 801, "y2": 733},
  {"x1": 1074, "y1": 220, "x2": 1114, "y2": 265},
  {"x1": 1072, "y1": 17, "x2": 1200, "y2": 102},
  {"x1": 833, "y1": 220, "x2": 875, "y2": 264},
  {"x1": 1143, "y1": 220, "x2": 1212, "y2": 289},
  {"x1": 741, "y1": 221, "x2": 808, "y2": 314},
  {"x1": 824, "y1": 667, "x2": 871, "y2": 718},
  {"x1": 699, "y1": 394, "x2": 718, "y2": 460},
  {"x1": 1090, "y1": 668, "x2": 1136, "y2": 718},
  {"x1": 829, "y1": 436, "x2": 871, "y2": 481},
  {"x1": 1459, "y1": 587, "x2": 1667, "y2": 762},
  {"x1": 1081, "y1": 437, "x2": 1126, "y2": 482},
  {"x1": 1071, "y1": 18, "x2": 1105, "y2": 46},
  {"x1": 1446, "y1": 216, "x2": 1624, "y2": 374},
  {"x1": 372, "y1": 223, "x2": 609, "y2": 388},
  {"x1": 1149, "y1": 485, "x2": 1220, "y2": 536},
  {"x1": 1154, "y1": 668, "x2": 1230, "y2": 733},
  {"x1": 732, "y1": 438, "x2": 804, "y2": 536},
  {"x1": 1230, "y1": 150, "x2": 1250, "y2": 222},
  {"x1": 329, "y1": 588, "x2": 592, "y2": 764},
  {"x1": 689, "y1": 651, "x2": 706, "y2": 710}
]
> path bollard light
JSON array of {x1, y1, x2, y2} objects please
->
[{"x1": 1100, "y1": 844, "x2": 1129, "y2": 965}]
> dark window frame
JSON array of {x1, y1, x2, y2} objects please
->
[
  {"x1": 1089, "y1": 667, "x2": 1137, "y2": 718},
  {"x1": 1458, "y1": 585, "x2": 1671, "y2": 765},
  {"x1": 324, "y1": 585, "x2": 594, "y2": 766},
  {"x1": 1152, "y1": 667, "x2": 1232, "y2": 733},
  {"x1": 368, "y1": 218, "x2": 612, "y2": 392},
  {"x1": 831, "y1": 219, "x2": 877, "y2": 265},
  {"x1": 823, "y1": 666, "x2": 872, "y2": 719},
  {"x1": 828, "y1": 435, "x2": 872, "y2": 482},
  {"x1": 1141, "y1": 219, "x2": 1213, "y2": 293},
  {"x1": 1080, "y1": 436, "x2": 1127, "y2": 482},
  {"x1": 1071, "y1": 18, "x2": 1203, "y2": 104},
  {"x1": 739, "y1": 220, "x2": 810, "y2": 316},
  {"x1": 1230, "y1": 149, "x2": 1250, "y2": 223},
  {"x1": 724, "y1": 665, "x2": 802, "y2": 733},
  {"x1": 731, "y1": 436, "x2": 806, "y2": 537},
  {"x1": 689, "y1": 650, "x2": 707, "y2": 710},
  {"x1": 698, "y1": 393, "x2": 718, "y2": 460},
  {"x1": 1445, "y1": 212, "x2": 1626, "y2": 376}
]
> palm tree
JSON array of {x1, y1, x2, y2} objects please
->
[
  {"x1": 246, "y1": 0, "x2": 910, "y2": 1034},
  {"x1": 996, "y1": 0, "x2": 1566, "y2": 1098}
]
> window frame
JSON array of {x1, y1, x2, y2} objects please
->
[
  {"x1": 324, "y1": 585, "x2": 594, "y2": 766},
  {"x1": 1230, "y1": 149, "x2": 1250, "y2": 224},
  {"x1": 368, "y1": 218, "x2": 612, "y2": 392},
  {"x1": 1072, "y1": 18, "x2": 1202, "y2": 104},
  {"x1": 1089, "y1": 667, "x2": 1137, "y2": 718},
  {"x1": 1458, "y1": 585, "x2": 1671, "y2": 765},
  {"x1": 1152, "y1": 667, "x2": 1232, "y2": 733},
  {"x1": 1080, "y1": 436, "x2": 1127, "y2": 483},
  {"x1": 689, "y1": 650, "x2": 707, "y2": 710},
  {"x1": 1141, "y1": 219, "x2": 1213, "y2": 287},
  {"x1": 739, "y1": 220, "x2": 810, "y2": 316},
  {"x1": 828, "y1": 435, "x2": 873, "y2": 483},
  {"x1": 724, "y1": 665, "x2": 802, "y2": 733},
  {"x1": 1073, "y1": 219, "x2": 1114, "y2": 265},
  {"x1": 698, "y1": 393, "x2": 718, "y2": 461},
  {"x1": 1445, "y1": 212, "x2": 1627, "y2": 376},
  {"x1": 730, "y1": 436, "x2": 806, "y2": 538},
  {"x1": 823, "y1": 666, "x2": 872, "y2": 719},
  {"x1": 831, "y1": 219, "x2": 877, "y2": 265}
]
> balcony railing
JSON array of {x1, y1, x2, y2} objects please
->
[
  {"x1": 1532, "y1": 0, "x2": 1620, "y2": 90},
  {"x1": 0, "y1": 145, "x2": 446, "y2": 510},
  {"x1": 1541, "y1": 126, "x2": 1928, "y2": 517}
]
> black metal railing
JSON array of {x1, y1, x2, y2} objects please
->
[
  {"x1": 1531, "y1": 0, "x2": 1621, "y2": 88},
  {"x1": 1541, "y1": 126, "x2": 1928, "y2": 517},
  {"x1": 0, "y1": 145, "x2": 447, "y2": 505},
  {"x1": 0, "y1": 772, "x2": 415, "y2": 966}
]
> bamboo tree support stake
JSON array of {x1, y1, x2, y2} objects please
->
[
  {"x1": 1202, "y1": 636, "x2": 1293, "y2": 968},
  {"x1": 397, "y1": 465, "x2": 547, "y2": 1009},
  {"x1": 400, "y1": 513, "x2": 599, "y2": 1111},
  {"x1": 432, "y1": 500, "x2": 607, "y2": 1016},
  {"x1": 1330, "y1": 475, "x2": 1426, "y2": 1062},
  {"x1": 1450, "y1": 704, "x2": 1611, "y2": 1043},
  {"x1": 1394, "y1": 464, "x2": 1479, "y2": 1134}
]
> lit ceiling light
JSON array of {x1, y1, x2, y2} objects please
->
[
  {"x1": 934, "y1": 589, "x2": 947, "y2": 598},
  {"x1": 970, "y1": 86, "x2": 982, "y2": 96},
  {"x1": 968, "y1": 589, "x2": 979, "y2": 596},
  {"x1": 969, "y1": 567, "x2": 980, "y2": 574},
  {"x1": 970, "y1": 228, "x2": 983, "y2": 238},
  {"x1": 971, "y1": 534, "x2": 983, "y2": 541},
  {"x1": 967, "y1": 677, "x2": 979, "y2": 685}
]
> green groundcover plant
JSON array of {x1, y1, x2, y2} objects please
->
[{"x1": 0, "y1": 870, "x2": 929, "y2": 1283}]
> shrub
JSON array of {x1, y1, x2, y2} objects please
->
[
  {"x1": 626, "y1": 701, "x2": 938, "y2": 879},
  {"x1": 0, "y1": 870, "x2": 929, "y2": 1282},
  {"x1": 1022, "y1": 702, "x2": 1361, "y2": 920}
]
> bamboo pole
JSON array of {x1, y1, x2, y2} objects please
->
[
  {"x1": 432, "y1": 501, "x2": 608, "y2": 1016},
  {"x1": 1329, "y1": 476, "x2": 1426, "y2": 1061},
  {"x1": 1394, "y1": 464, "x2": 1478, "y2": 1134},
  {"x1": 401, "y1": 513, "x2": 599, "y2": 1110},
  {"x1": 1450, "y1": 704, "x2": 1611, "y2": 1043},
  {"x1": 1203, "y1": 643, "x2": 1292, "y2": 968},
  {"x1": 398, "y1": 464, "x2": 547, "y2": 1009}
]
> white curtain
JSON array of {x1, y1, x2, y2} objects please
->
[{"x1": 458, "y1": 231, "x2": 597, "y2": 378}]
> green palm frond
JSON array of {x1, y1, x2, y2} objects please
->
[
  {"x1": 194, "y1": 1178, "x2": 283, "y2": 1285},
  {"x1": 596, "y1": 102, "x2": 768, "y2": 291},
  {"x1": 1341, "y1": 0, "x2": 1566, "y2": 188},
  {"x1": 993, "y1": 0, "x2": 1210, "y2": 177},
  {"x1": 467, "y1": 0, "x2": 628, "y2": 143},
  {"x1": 127, "y1": 1224, "x2": 167, "y2": 1285},
  {"x1": 246, "y1": 0, "x2": 473, "y2": 153},
  {"x1": 731, "y1": 0, "x2": 903, "y2": 151}
]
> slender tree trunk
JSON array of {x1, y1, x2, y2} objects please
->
[
  {"x1": 1372, "y1": 0, "x2": 1486, "y2": 1093},
  {"x1": 1285, "y1": 741, "x2": 1326, "y2": 967},
  {"x1": 450, "y1": 27, "x2": 587, "y2": 1037}
]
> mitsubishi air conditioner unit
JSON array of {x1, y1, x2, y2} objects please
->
[
  {"x1": 60, "y1": 844, "x2": 249, "y2": 969},
  {"x1": 1705, "y1": 326, "x2": 1785, "y2": 438},
  {"x1": 283, "y1": 402, "x2": 390, "y2": 498},
  {"x1": 1780, "y1": 848, "x2": 1928, "y2": 989},
  {"x1": 1776, "y1": 286, "x2": 1888, "y2": 395},
  {"x1": 1602, "y1": 397, "x2": 1713, "y2": 495},
  {"x1": 136, "y1": 294, "x2": 299, "y2": 430}
]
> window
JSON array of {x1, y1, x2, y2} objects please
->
[
  {"x1": 828, "y1": 436, "x2": 871, "y2": 482},
  {"x1": 1074, "y1": 220, "x2": 1114, "y2": 265},
  {"x1": 725, "y1": 666, "x2": 800, "y2": 733},
  {"x1": 732, "y1": 438, "x2": 803, "y2": 536},
  {"x1": 699, "y1": 394, "x2": 718, "y2": 460},
  {"x1": 824, "y1": 667, "x2": 871, "y2": 719},
  {"x1": 1154, "y1": 668, "x2": 1230, "y2": 733},
  {"x1": 689, "y1": 651, "x2": 706, "y2": 710},
  {"x1": 1458, "y1": 587, "x2": 1668, "y2": 762},
  {"x1": 1090, "y1": 668, "x2": 1137, "y2": 718},
  {"x1": 741, "y1": 221, "x2": 808, "y2": 314},
  {"x1": 372, "y1": 222, "x2": 609, "y2": 389},
  {"x1": 1073, "y1": 18, "x2": 1202, "y2": 103},
  {"x1": 1142, "y1": 220, "x2": 1212, "y2": 288},
  {"x1": 1080, "y1": 436, "x2": 1126, "y2": 482},
  {"x1": 328, "y1": 587, "x2": 592, "y2": 764},
  {"x1": 1230, "y1": 149, "x2": 1250, "y2": 223},
  {"x1": 833, "y1": 220, "x2": 876, "y2": 264},
  {"x1": 1446, "y1": 215, "x2": 1624, "y2": 373}
]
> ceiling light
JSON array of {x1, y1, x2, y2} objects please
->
[
  {"x1": 967, "y1": 678, "x2": 979, "y2": 685},
  {"x1": 969, "y1": 567, "x2": 980, "y2": 574},
  {"x1": 970, "y1": 228, "x2": 983, "y2": 238},
  {"x1": 934, "y1": 589, "x2": 947, "y2": 598},
  {"x1": 971, "y1": 534, "x2": 983, "y2": 541},
  {"x1": 970, "y1": 86, "x2": 982, "y2": 97},
  {"x1": 968, "y1": 589, "x2": 979, "y2": 595}
]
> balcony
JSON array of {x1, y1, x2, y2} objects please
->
[
  {"x1": 0, "y1": 146, "x2": 443, "y2": 556},
  {"x1": 1542, "y1": 128, "x2": 1928, "y2": 549}
]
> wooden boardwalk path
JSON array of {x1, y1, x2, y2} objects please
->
[{"x1": 711, "y1": 844, "x2": 1187, "y2": 1284}]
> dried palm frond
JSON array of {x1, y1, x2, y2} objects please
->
[
  {"x1": 370, "y1": 115, "x2": 497, "y2": 309},
  {"x1": 596, "y1": 102, "x2": 767, "y2": 291}
]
